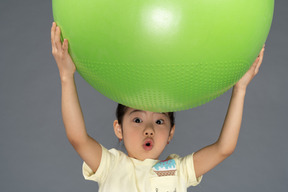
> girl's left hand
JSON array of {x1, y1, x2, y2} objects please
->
[{"x1": 234, "y1": 45, "x2": 265, "y2": 90}]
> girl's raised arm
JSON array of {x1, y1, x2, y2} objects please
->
[
  {"x1": 51, "y1": 22, "x2": 102, "y2": 173},
  {"x1": 193, "y1": 46, "x2": 265, "y2": 178}
]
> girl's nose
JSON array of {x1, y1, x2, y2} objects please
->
[
  {"x1": 144, "y1": 125, "x2": 154, "y2": 136},
  {"x1": 145, "y1": 131, "x2": 154, "y2": 136}
]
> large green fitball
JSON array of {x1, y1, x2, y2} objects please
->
[{"x1": 52, "y1": 0, "x2": 274, "y2": 112}]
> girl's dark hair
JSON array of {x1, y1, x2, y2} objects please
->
[{"x1": 116, "y1": 104, "x2": 175, "y2": 128}]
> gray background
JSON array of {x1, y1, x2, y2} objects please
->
[{"x1": 0, "y1": 0, "x2": 287, "y2": 192}]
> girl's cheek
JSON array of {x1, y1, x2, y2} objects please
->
[
  {"x1": 125, "y1": 127, "x2": 141, "y2": 138},
  {"x1": 161, "y1": 126, "x2": 172, "y2": 138}
]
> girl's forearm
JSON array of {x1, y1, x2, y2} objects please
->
[
  {"x1": 193, "y1": 87, "x2": 247, "y2": 177},
  {"x1": 216, "y1": 87, "x2": 246, "y2": 154},
  {"x1": 61, "y1": 75, "x2": 88, "y2": 144}
]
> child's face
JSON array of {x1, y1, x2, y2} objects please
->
[{"x1": 114, "y1": 108, "x2": 175, "y2": 161}]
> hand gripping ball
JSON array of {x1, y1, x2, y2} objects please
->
[{"x1": 52, "y1": 0, "x2": 274, "y2": 112}]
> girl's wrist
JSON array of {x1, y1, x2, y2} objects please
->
[
  {"x1": 60, "y1": 72, "x2": 75, "y2": 83},
  {"x1": 232, "y1": 86, "x2": 247, "y2": 96}
]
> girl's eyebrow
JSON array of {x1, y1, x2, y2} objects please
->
[
  {"x1": 158, "y1": 112, "x2": 169, "y2": 118},
  {"x1": 129, "y1": 109, "x2": 144, "y2": 115},
  {"x1": 129, "y1": 110, "x2": 168, "y2": 117}
]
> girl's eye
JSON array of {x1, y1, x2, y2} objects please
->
[
  {"x1": 133, "y1": 118, "x2": 142, "y2": 123},
  {"x1": 156, "y1": 119, "x2": 164, "y2": 125}
]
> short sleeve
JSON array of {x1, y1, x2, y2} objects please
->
[
  {"x1": 171, "y1": 153, "x2": 203, "y2": 187},
  {"x1": 82, "y1": 145, "x2": 118, "y2": 184}
]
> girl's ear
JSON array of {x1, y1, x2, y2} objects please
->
[
  {"x1": 168, "y1": 125, "x2": 175, "y2": 142},
  {"x1": 113, "y1": 120, "x2": 123, "y2": 139}
]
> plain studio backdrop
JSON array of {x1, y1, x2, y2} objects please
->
[{"x1": 0, "y1": 1, "x2": 287, "y2": 192}]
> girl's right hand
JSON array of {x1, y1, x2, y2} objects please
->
[{"x1": 51, "y1": 22, "x2": 76, "y2": 79}]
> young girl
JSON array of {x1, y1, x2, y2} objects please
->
[{"x1": 51, "y1": 22, "x2": 265, "y2": 192}]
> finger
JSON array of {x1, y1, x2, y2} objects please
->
[
  {"x1": 255, "y1": 61, "x2": 262, "y2": 74},
  {"x1": 62, "y1": 39, "x2": 69, "y2": 53},
  {"x1": 256, "y1": 47, "x2": 265, "y2": 61},
  {"x1": 51, "y1": 22, "x2": 56, "y2": 50},
  {"x1": 259, "y1": 47, "x2": 265, "y2": 60},
  {"x1": 252, "y1": 57, "x2": 260, "y2": 70},
  {"x1": 252, "y1": 52, "x2": 261, "y2": 67},
  {"x1": 258, "y1": 49, "x2": 264, "y2": 64},
  {"x1": 55, "y1": 26, "x2": 62, "y2": 51},
  {"x1": 255, "y1": 48, "x2": 265, "y2": 74},
  {"x1": 253, "y1": 46, "x2": 265, "y2": 72},
  {"x1": 258, "y1": 45, "x2": 265, "y2": 57}
]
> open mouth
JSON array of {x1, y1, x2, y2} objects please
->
[{"x1": 143, "y1": 139, "x2": 153, "y2": 151}]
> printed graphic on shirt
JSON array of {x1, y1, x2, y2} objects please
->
[{"x1": 153, "y1": 159, "x2": 176, "y2": 177}]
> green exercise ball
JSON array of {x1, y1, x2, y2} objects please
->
[{"x1": 52, "y1": 0, "x2": 274, "y2": 112}]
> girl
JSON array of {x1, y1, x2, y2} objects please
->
[{"x1": 51, "y1": 22, "x2": 265, "y2": 192}]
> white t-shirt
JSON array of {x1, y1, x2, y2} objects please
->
[{"x1": 83, "y1": 145, "x2": 202, "y2": 192}]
